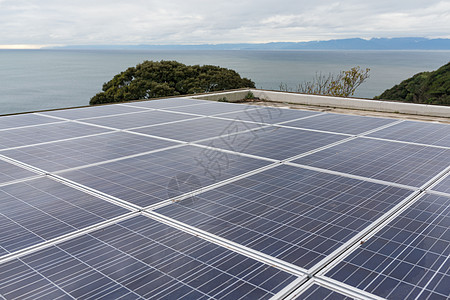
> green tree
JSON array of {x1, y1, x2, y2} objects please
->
[
  {"x1": 280, "y1": 66, "x2": 370, "y2": 97},
  {"x1": 90, "y1": 60, "x2": 255, "y2": 105},
  {"x1": 375, "y1": 62, "x2": 450, "y2": 105}
]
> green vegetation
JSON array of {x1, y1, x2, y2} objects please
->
[
  {"x1": 279, "y1": 66, "x2": 370, "y2": 97},
  {"x1": 90, "y1": 60, "x2": 255, "y2": 105},
  {"x1": 375, "y1": 62, "x2": 450, "y2": 105}
]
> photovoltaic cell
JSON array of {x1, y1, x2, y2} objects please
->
[
  {"x1": 58, "y1": 145, "x2": 271, "y2": 208},
  {"x1": 0, "y1": 160, "x2": 37, "y2": 185},
  {"x1": 292, "y1": 284, "x2": 355, "y2": 299},
  {"x1": 432, "y1": 174, "x2": 450, "y2": 195},
  {"x1": 80, "y1": 110, "x2": 200, "y2": 130},
  {"x1": 163, "y1": 102, "x2": 254, "y2": 116},
  {"x1": 293, "y1": 138, "x2": 450, "y2": 187},
  {"x1": 0, "y1": 177, "x2": 129, "y2": 257},
  {"x1": 0, "y1": 122, "x2": 112, "y2": 150},
  {"x1": 1, "y1": 132, "x2": 179, "y2": 172},
  {"x1": 216, "y1": 106, "x2": 321, "y2": 124},
  {"x1": 198, "y1": 127, "x2": 347, "y2": 160},
  {"x1": 367, "y1": 120, "x2": 450, "y2": 148},
  {"x1": 131, "y1": 117, "x2": 261, "y2": 142},
  {"x1": 156, "y1": 165, "x2": 413, "y2": 270},
  {"x1": 0, "y1": 114, "x2": 61, "y2": 130},
  {"x1": 325, "y1": 193, "x2": 450, "y2": 300},
  {"x1": 282, "y1": 113, "x2": 397, "y2": 135},
  {"x1": 0, "y1": 215, "x2": 298, "y2": 299},
  {"x1": 40, "y1": 104, "x2": 146, "y2": 120},
  {"x1": 123, "y1": 97, "x2": 209, "y2": 109}
]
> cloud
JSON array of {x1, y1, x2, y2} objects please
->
[{"x1": 0, "y1": 0, "x2": 448, "y2": 46}]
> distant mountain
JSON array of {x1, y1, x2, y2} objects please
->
[
  {"x1": 375, "y1": 62, "x2": 450, "y2": 105},
  {"x1": 48, "y1": 38, "x2": 450, "y2": 50}
]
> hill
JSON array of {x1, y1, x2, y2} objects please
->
[
  {"x1": 374, "y1": 62, "x2": 450, "y2": 105},
  {"x1": 49, "y1": 37, "x2": 450, "y2": 51}
]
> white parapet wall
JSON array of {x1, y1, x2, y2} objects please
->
[{"x1": 193, "y1": 89, "x2": 450, "y2": 118}]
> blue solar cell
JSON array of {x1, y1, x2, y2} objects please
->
[
  {"x1": 0, "y1": 177, "x2": 129, "y2": 256},
  {"x1": 0, "y1": 113, "x2": 61, "y2": 130},
  {"x1": 197, "y1": 126, "x2": 347, "y2": 160},
  {"x1": 293, "y1": 284, "x2": 355, "y2": 299},
  {"x1": 164, "y1": 102, "x2": 253, "y2": 115},
  {"x1": 132, "y1": 117, "x2": 261, "y2": 142},
  {"x1": 0, "y1": 122, "x2": 112, "y2": 150},
  {"x1": 156, "y1": 165, "x2": 413, "y2": 269},
  {"x1": 123, "y1": 97, "x2": 209, "y2": 109},
  {"x1": 294, "y1": 138, "x2": 450, "y2": 187},
  {"x1": 40, "y1": 103, "x2": 146, "y2": 120},
  {"x1": 0, "y1": 215, "x2": 298, "y2": 299},
  {"x1": 282, "y1": 113, "x2": 397, "y2": 135},
  {"x1": 58, "y1": 145, "x2": 271, "y2": 208},
  {"x1": 1, "y1": 132, "x2": 178, "y2": 172},
  {"x1": 81, "y1": 110, "x2": 200, "y2": 130},
  {"x1": 325, "y1": 193, "x2": 450, "y2": 299},
  {"x1": 367, "y1": 120, "x2": 450, "y2": 148},
  {"x1": 0, "y1": 160, "x2": 37, "y2": 184},
  {"x1": 432, "y1": 174, "x2": 450, "y2": 195}
]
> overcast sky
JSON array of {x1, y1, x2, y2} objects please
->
[{"x1": 1, "y1": 0, "x2": 449, "y2": 48}]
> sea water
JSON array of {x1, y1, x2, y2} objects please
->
[{"x1": 1, "y1": 49, "x2": 449, "y2": 115}]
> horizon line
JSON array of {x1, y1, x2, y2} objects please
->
[{"x1": 2, "y1": 37, "x2": 450, "y2": 50}]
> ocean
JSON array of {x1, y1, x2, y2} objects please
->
[{"x1": 1, "y1": 49, "x2": 449, "y2": 115}]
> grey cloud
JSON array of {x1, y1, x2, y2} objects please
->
[{"x1": 0, "y1": 0, "x2": 448, "y2": 46}]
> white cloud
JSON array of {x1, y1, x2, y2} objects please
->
[{"x1": 0, "y1": 0, "x2": 449, "y2": 46}]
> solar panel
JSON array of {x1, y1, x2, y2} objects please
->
[
  {"x1": 293, "y1": 137, "x2": 450, "y2": 187},
  {"x1": 367, "y1": 120, "x2": 450, "y2": 148},
  {"x1": 0, "y1": 215, "x2": 298, "y2": 299},
  {"x1": 0, "y1": 159, "x2": 38, "y2": 185},
  {"x1": 282, "y1": 113, "x2": 398, "y2": 135},
  {"x1": 0, "y1": 177, "x2": 130, "y2": 256},
  {"x1": 1, "y1": 96, "x2": 449, "y2": 299},
  {"x1": 156, "y1": 164, "x2": 413, "y2": 270},
  {"x1": 215, "y1": 106, "x2": 321, "y2": 124},
  {"x1": 0, "y1": 132, "x2": 180, "y2": 173},
  {"x1": 197, "y1": 126, "x2": 348, "y2": 161},
  {"x1": 432, "y1": 173, "x2": 450, "y2": 194},
  {"x1": 122, "y1": 97, "x2": 210, "y2": 109},
  {"x1": 40, "y1": 104, "x2": 146, "y2": 120},
  {"x1": 0, "y1": 113, "x2": 62, "y2": 130},
  {"x1": 81, "y1": 110, "x2": 201, "y2": 130},
  {"x1": 163, "y1": 101, "x2": 254, "y2": 115},
  {"x1": 57, "y1": 145, "x2": 271, "y2": 208},
  {"x1": 290, "y1": 283, "x2": 355, "y2": 299},
  {"x1": 0, "y1": 122, "x2": 112, "y2": 150},
  {"x1": 324, "y1": 193, "x2": 450, "y2": 299},
  {"x1": 131, "y1": 117, "x2": 262, "y2": 143}
]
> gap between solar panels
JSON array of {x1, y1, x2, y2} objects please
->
[
  {"x1": 0, "y1": 211, "x2": 138, "y2": 265},
  {"x1": 360, "y1": 135, "x2": 450, "y2": 150},
  {"x1": 309, "y1": 165, "x2": 450, "y2": 286},
  {"x1": 2, "y1": 98, "x2": 448, "y2": 299},
  {"x1": 281, "y1": 277, "x2": 385, "y2": 300},
  {"x1": 0, "y1": 119, "x2": 67, "y2": 133},
  {"x1": 141, "y1": 211, "x2": 307, "y2": 277},
  {"x1": 0, "y1": 130, "x2": 115, "y2": 152},
  {"x1": 270, "y1": 164, "x2": 450, "y2": 299}
]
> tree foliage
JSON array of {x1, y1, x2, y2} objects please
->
[
  {"x1": 280, "y1": 66, "x2": 370, "y2": 97},
  {"x1": 90, "y1": 60, "x2": 255, "y2": 105},
  {"x1": 374, "y1": 62, "x2": 450, "y2": 105}
]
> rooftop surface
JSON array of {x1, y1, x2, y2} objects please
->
[{"x1": 0, "y1": 96, "x2": 449, "y2": 299}]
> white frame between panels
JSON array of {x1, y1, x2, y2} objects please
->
[{"x1": 1, "y1": 97, "x2": 450, "y2": 300}]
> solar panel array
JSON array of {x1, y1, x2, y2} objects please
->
[{"x1": 0, "y1": 96, "x2": 449, "y2": 299}]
